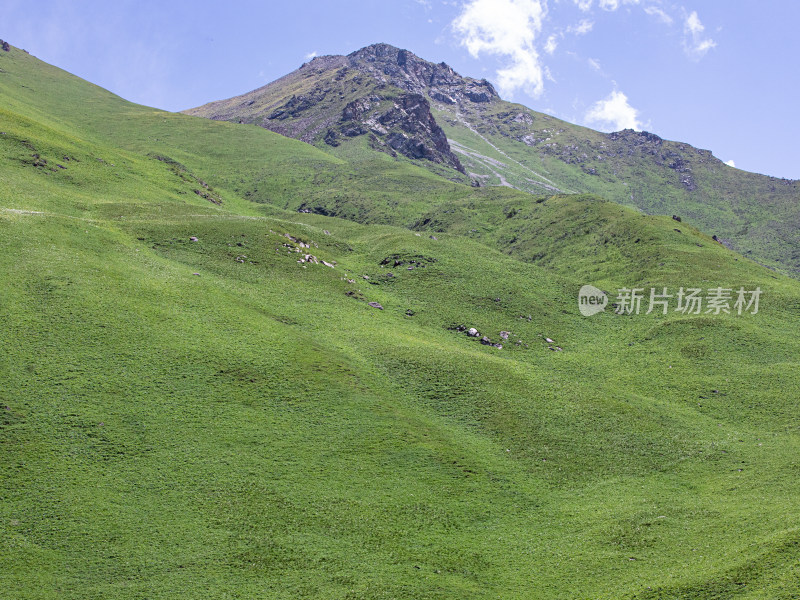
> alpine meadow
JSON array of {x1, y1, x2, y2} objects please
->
[{"x1": 1, "y1": 29, "x2": 800, "y2": 600}]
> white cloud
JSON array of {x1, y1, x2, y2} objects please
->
[
  {"x1": 574, "y1": 0, "x2": 593, "y2": 11},
  {"x1": 568, "y1": 19, "x2": 594, "y2": 35},
  {"x1": 725, "y1": 159, "x2": 736, "y2": 168},
  {"x1": 644, "y1": 5, "x2": 673, "y2": 24},
  {"x1": 683, "y1": 11, "x2": 716, "y2": 59},
  {"x1": 598, "y1": 0, "x2": 639, "y2": 10},
  {"x1": 544, "y1": 34, "x2": 558, "y2": 54},
  {"x1": 304, "y1": 51, "x2": 318, "y2": 60},
  {"x1": 587, "y1": 57, "x2": 601, "y2": 71},
  {"x1": 453, "y1": 0, "x2": 547, "y2": 97},
  {"x1": 585, "y1": 90, "x2": 641, "y2": 131}
]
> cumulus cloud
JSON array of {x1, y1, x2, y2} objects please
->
[
  {"x1": 453, "y1": 0, "x2": 547, "y2": 97},
  {"x1": 585, "y1": 90, "x2": 641, "y2": 131},
  {"x1": 683, "y1": 10, "x2": 716, "y2": 59},
  {"x1": 725, "y1": 159, "x2": 736, "y2": 168}
]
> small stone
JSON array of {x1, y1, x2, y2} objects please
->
[
  {"x1": 500, "y1": 331, "x2": 510, "y2": 340},
  {"x1": 193, "y1": 273, "x2": 200, "y2": 276},
  {"x1": 189, "y1": 236, "x2": 199, "y2": 242},
  {"x1": 545, "y1": 337, "x2": 555, "y2": 343},
  {"x1": 368, "y1": 302, "x2": 384, "y2": 310},
  {"x1": 467, "y1": 328, "x2": 479, "y2": 337}
]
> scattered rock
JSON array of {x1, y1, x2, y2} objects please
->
[
  {"x1": 467, "y1": 328, "x2": 479, "y2": 337},
  {"x1": 429, "y1": 235, "x2": 438, "y2": 240},
  {"x1": 193, "y1": 272, "x2": 200, "y2": 276},
  {"x1": 545, "y1": 337, "x2": 555, "y2": 343},
  {"x1": 189, "y1": 236, "x2": 199, "y2": 242},
  {"x1": 323, "y1": 230, "x2": 331, "y2": 235},
  {"x1": 368, "y1": 302, "x2": 384, "y2": 310},
  {"x1": 362, "y1": 275, "x2": 370, "y2": 280},
  {"x1": 500, "y1": 331, "x2": 510, "y2": 340},
  {"x1": 672, "y1": 215, "x2": 682, "y2": 222},
  {"x1": 480, "y1": 336, "x2": 492, "y2": 345},
  {"x1": 321, "y1": 260, "x2": 336, "y2": 268}
]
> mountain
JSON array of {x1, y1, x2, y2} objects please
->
[
  {"x1": 186, "y1": 43, "x2": 800, "y2": 278},
  {"x1": 3, "y1": 42, "x2": 800, "y2": 599}
]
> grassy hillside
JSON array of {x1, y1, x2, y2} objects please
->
[
  {"x1": 186, "y1": 43, "x2": 800, "y2": 278},
  {"x1": 2, "y1": 44, "x2": 800, "y2": 599}
]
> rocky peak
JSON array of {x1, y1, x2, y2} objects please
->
[
  {"x1": 346, "y1": 43, "x2": 499, "y2": 106},
  {"x1": 184, "y1": 43, "x2": 496, "y2": 177}
]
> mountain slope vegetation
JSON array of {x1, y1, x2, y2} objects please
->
[
  {"x1": 2, "y1": 43, "x2": 800, "y2": 599},
  {"x1": 187, "y1": 43, "x2": 800, "y2": 278}
]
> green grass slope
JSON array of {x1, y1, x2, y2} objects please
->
[
  {"x1": 435, "y1": 99, "x2": 800, "y2": 277},
  {"x1": 185, "y1": 43, "x2": 800, "y2": 278},
  {"x1": 2, "y1": 44, "x2": 800, "y2": 599}
]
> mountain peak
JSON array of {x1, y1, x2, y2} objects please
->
[
  {"x1": 184, "y1": 42, "x2": 504, "y2": 175},
  {"x1": 342, "y1": 42, "x2": 498, "y2": 104}
]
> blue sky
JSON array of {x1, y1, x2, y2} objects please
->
[{"x1": 4, "y1": 0, "x2": 798, "y2": 178}]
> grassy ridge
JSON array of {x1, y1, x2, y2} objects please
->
[{"x1": 2, "y1": 45, "x2": 800, "y2": 599}]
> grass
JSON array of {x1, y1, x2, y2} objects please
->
[{"x1": 2, "y1": 44, "x2": 800, "y2": 599}]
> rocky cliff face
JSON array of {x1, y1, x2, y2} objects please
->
[{"x1": 324, "y1": 90, "x2": 465, "y2": 173}]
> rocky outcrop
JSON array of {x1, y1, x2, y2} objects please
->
[{"x1": 324, "y1": 91, "x2": 464, "y2": 172}]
